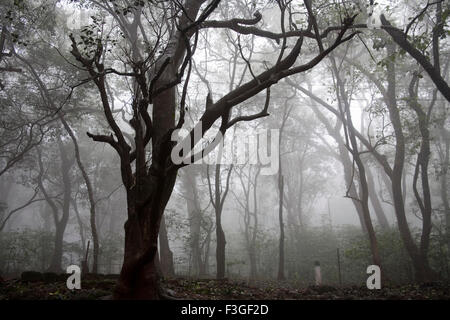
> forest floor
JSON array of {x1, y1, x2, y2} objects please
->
[{"x1": 1, "y1": 274, "x2": 450, "y2": 300}]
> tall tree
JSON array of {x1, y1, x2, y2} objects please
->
[
  {"x1": 206, "y1": 162, "x2": 233, "y2": 279},
  {"x1": 69, "y1": 0, "x2": 357, "y2": 298},
  {"x1": 36, "y1": 135, "x2": 75, "y2": 273}
]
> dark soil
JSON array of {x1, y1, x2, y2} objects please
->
[{"x1": 1, "y1": 274, "x2": 449, "y2": 300}]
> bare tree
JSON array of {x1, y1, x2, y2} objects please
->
[{"x1": 68, "y1": 0, "x2": 357, "y2": 298}]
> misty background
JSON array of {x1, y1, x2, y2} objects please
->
[{"x1": 0, "y1": 0, "x2": 448, "y2": 290}]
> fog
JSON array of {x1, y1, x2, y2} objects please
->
[{"x1": 0, "y1": 0, "x2": 449, "y2": 300}]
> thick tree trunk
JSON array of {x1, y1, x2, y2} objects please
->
[
  {"x1": 114, "y1": 29, "x2": 182, "y2": 295},
  {"x1": 78, "y1": 0, "x2": 208, "y2": 299},
  {"x1": 114, "y1": 171, "x2": 177, "y2": 299},
  {"x1": 115, "y1": 213, "x2": 161, "y2": 299}
]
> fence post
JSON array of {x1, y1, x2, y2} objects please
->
[
  {"x1": 314, "y1": 261, "x2": 322, "y2": 286},
  {"x1": 337, "y1": 248, "x2": 342, "y2": 286}
]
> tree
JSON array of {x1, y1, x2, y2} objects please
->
[
  {"x1": 276, "y1": 91, "x2": 293, "y2": 281},
  {"x1": 234, "y1": 162, "x2": 261, "y2": 280},
  {"x1": 379, "y1": 1, "x2": 449, "y2": 102},
  {"x1": 327, "y1": 51, "x2": 383, "y2": 276},
  {"x1": 36, "y1": 135, "x2": 75, "y2": 273},
  {"x1": 181, "y1": 165, "x2": 210, "y2": 276},
  {"x1": 68, "y1": 0, "x2": 358, "y2": 299},
  {"x1": 206, "y1": 161, "x2": 233, "y2": 279},
  {"x1": 0, "y1": 0, "x2": 56, "y2": 177},
  {"x1": 293, "y1": 24, "x2": 445, "y2": 280}
]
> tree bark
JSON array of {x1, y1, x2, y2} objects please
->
[
  {"x1": 67, "y1": 0, "x2": 358, "y2": 298},
  {"x1": 46, "y1": 137, "x2": 74, "y2": 273},
  {"x1": 182, "y1": 166, "x2": 203, "y2": 276},
  {"x1": 439, "y1": 130, "x2": 450, "y2": 255},
  {"x1": 215, "y1": 211, "x2": 226, "y2": 279},
  {"x1": 381, "y1": 15, "x2": 450, "y2": 103},
  {"x1": 289, "y1": 80, "x2": 369, "y2": 233},
  {"x1": 366, "y1": 166, "x2": 390, "y2": 230},
  {"x1": 72, "y1": 199, "x2": 87, "y2": 256},
  {"x1": 114, "y1": 170, "x2": 177, "y2": 299},
  {"x1": 112, "y1": 0, "x2": 208, "y2": 298},
  {"x1": 329, "y1": 55, "x2": 383, "y2": 276},
  {"x1": 384, "y1": 43, "x2": 437, "y2": 282},
  {"x1": 61, "y1": 116, "x2": 99, "y2": 274},
  {"x1": 159, "y1": 215, "x2": 175, "y2": 277},
  {"x1": 278, "y1": 174, "x2": 285, "y2": 281},
  {"x1": 214, "y1": 164, "x2": 227, "y2": 280}
]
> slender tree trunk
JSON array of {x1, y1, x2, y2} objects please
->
[
  {"x1": 366, "y1": 166, "x2": 390, "y2": 230},
  {"x1": 353, "y1": 153, "x2": 383, "y2": 272},
  {"x1": 61, "y1": 116, "x2": 99, "y2": 274},
  {"x1": 182, "y1": 167, "x2": 202, "y2": 276},
  {"x1": 249, "y1": 245, "x2": 257, "y2": 280},
  {"x1": 277, "y1": 105, "x2": 290, "y2": 282},
  {"x1": 46, "y1": 137, "x2": 73, "y2": 273},
  {"x1": 385, "y1": 44, "x2": 436, "y2": 282},
  {"x1": 439, "y1": 129, "x2": 450, "y2": 254},
  {"x1": 330, "y1": 55, "x2": 383, "y2": 276},
  {"x1": 250, "y1": 168, "x2": 259, "y2": 280},
  {"x1": 339, "y1": 145, "x2": 368, "y2": 233},
  {"x1": 72, "y1": 199, "x2": 87, "y2": 255},
  {"x1": 304, "y1": 88, "x2": 368, "y2": 233},
  {"x1": 215, "y1": 210, "x2": 226, "y2": 279},
  {"x1": 48, "y1": 224, "x2": 65, "y2": 273},
  {"x1": 210, "y1": 163, "x2": 232, "y2": 280},
  {"x1": 409, "y1": 75, "x2": 435, "y2": 278},
  {"x1": 378, "y1": 165, "x2": 394, "y2": 204},
  {"x1": 159, "y1": 215, "x2": 175, "y2": 277},
  {"x1": 202, "y1": 227, "x2": 212, "y2": 276},
  {"x1": 278, "y1": 174, "x2": 285, "y2": 281},
  {"x1": 215, "y1": 164, "x2": 226, "y2": 279}
]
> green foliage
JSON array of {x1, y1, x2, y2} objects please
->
[
  {"x1": 0, "y1": 229, "x2": 85, "y2": 275},
  {"x1": 254, "y1": 223, "x2": 450, "y2": 286},
  {"x1": 0, "y1": 229, "x2": 54, "y2": 274},
  {"x1": 343, "y1": 227, "x2": 415, "y2": 284}
]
